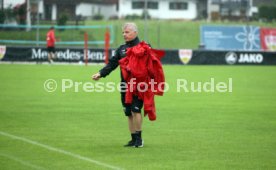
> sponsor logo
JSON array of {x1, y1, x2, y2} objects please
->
[
  {"x1": 120, "y1": 49, "x2": 126, "y2": 57},
  {"x1": 31, "y1": 48, "x2": 105, "y2": 60},
  {"x1": 225, "y1": 52, "x2": 238, "y2": 64},
  {"x1": 264, "y1": 35, "x2": 276, "y2": 51},
  {"x1": 0, "y1": 46, "x2": 6, "y2": 60},
  {"x1": 179, "y1": 49, "x2": 192, "y2": 64},
  {"x1": 225, "y1": 52, "x2": 264, "y2": 64},
  {"x1": 238, "y1": 53, "x2": 263, "y2": 63}
]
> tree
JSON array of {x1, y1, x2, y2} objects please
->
[
  {"x1": 0, "y1": 10, "x2": 4, "y2": 24},
  {"x1": 259, "y1": 5, "x2": 276, "y2": 22},
  {"x1": 0, "y1": 5, "x2": 16, "y2": 24},
  {"x1": 57, "y1": 12, "x2": 68, "y2": 30},
  {"x1": 14, "y1": 3, "x2": 26, "y2": 25}
]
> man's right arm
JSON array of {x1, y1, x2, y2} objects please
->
[
  {"x1": 99, "y1": 48, "x2": 121, "y2": 78},
  {"x1": 91, "y1": 48, "x2": 121, "y2": 80}
]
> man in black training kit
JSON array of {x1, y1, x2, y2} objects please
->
[{"x1": 92, "y1": 23, "x2": 144, "y2": 148}]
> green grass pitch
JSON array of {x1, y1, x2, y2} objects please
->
[{"x1": 0, "y1": 64, "x2": 275, "y2": 170}]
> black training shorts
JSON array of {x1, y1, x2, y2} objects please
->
[
  {"x1": 47, "y1": 47, "x2": 55, "y2": 53},
  {"x1": 121, "y1": 93, "x2": 143, "y2": 116}
]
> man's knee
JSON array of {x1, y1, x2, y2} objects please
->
[
  {"x1": 132, "y1": 112, "x2": 141, "y2": 115},
  {"x1": 123, "y1": 105, "x2": 132, "y2": 117}
]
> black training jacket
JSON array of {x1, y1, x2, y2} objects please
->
[{"x1": 99, "y1": 37, "x2": 140, "y2": 82}]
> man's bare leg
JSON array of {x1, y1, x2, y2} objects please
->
[
  {"x1": 124, "y1": 115, "x2": 136, "y2": 147},
  {"x1": 133, "y1": 112, "x2": 143, "y2": 147},
  {"x1": 128, "y1": 115, "x2": 135, "y2": 133},
  {"x1": 48, "y1": 52, "x2": 54, "y2": 63},
  {"x1": 133, "y1": 112, "x2": 142, "y2": 131}
]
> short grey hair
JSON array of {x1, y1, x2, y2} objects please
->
[{"x1": 122, "y1": 22, "x2": 138, "y2": 33}]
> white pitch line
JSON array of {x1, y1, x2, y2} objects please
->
[
  {"x1": 0, "y1": 153, "x2": 46, "y2": 170},
  {"x1": 0, "y1": 131, "x2": 123, "y2": 170}
]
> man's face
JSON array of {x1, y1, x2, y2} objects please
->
[{"x1": 123, "y1": 26, "x2": 137, "y2": 42}]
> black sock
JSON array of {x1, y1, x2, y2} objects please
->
[
  {"x1": 136, "y1": 131, "x2": 142, "y2": 139},
  {"x1": 131, "y1": 133, "x2": 136, "y2": 141}
]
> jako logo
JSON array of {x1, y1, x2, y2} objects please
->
[
  {"x1": 238, "y1": 53, "x2": 263, "y2": 63},
  {"x1": 225, "y1": 52, "x2": 263, "y2": 64},
  {"x1": 225, "y1": 52, "x2": 238, "y2": 64}
]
